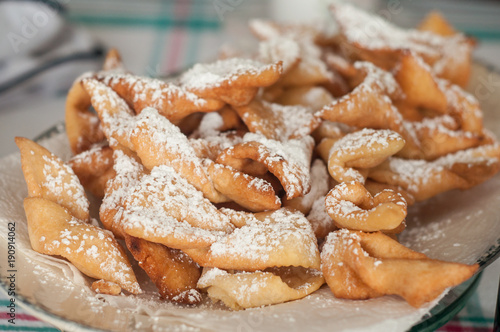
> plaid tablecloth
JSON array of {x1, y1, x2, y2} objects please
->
[{"x1": 1, "y1": 1, "x2": 499, "y2": 330}]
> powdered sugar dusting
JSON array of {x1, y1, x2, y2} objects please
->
[
  {"x1": 121, "y1": 164, "x2": 233, "y2": 245},
  {"x1": 180, "y1": 58, "x2": 275, "y2": 90},
  {"x1": 242, "y1": 133, "x2": 313, "y2": 198},
  {"x1": 209, "y1": 208, "x2": 319, "y2": 268},
  {"x1": 41, "y1": 154, "x2": 89, "y2": 219},
  {"x1": 100, "y1": 150, "x2": 144, "y2": 230},
  {"x1": 258, "y1": 37, "x2": 300, "y2": 73},
  {"x1": 332, "y1": 4, "x2": 465, "y2": 58},
  {"x1": 330, "y1": 128, "x2": 403, "y2": 159},
  {"x1": 100, "y1": 73, "x2": 207, "y2": 109}
]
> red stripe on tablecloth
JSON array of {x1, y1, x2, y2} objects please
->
[
  {"x1": 165, "y1": 0, "x2": 191, "y2": 73},
  {"x1": 166, "y1": 29, "x2": 186, "y2": 73},
  {"x1": 438, "y1": 323, "x2": 492, "y2": 332},
  {"x1": 0, "y1": 312, "x2": 41, "y2": 321}
]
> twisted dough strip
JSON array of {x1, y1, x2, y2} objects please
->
[
  {"x1": 321, "y1": 229, "x2": 478, "y2": 307},
  {"x1": 325, "y1": 181, "x2": 407, "y2": 233},
  {"x1": 120, "y1": 163, "x2": 234, "y2": 250},
  {"x1": 234, "y1": 99, "x2": 321, "y2": 141},
  {"x1": 65, "y1": 79, "x2": 105, "y2": 154},
  {"x1": 284, "y1": 159, "x2": 330, "y2": 215},
  {"x1": 404, "y1": 115, "x2": 481, "y2": 160},
  {"x1": 207, "y1": 162, "x2": 281, "y2": 212},
  {"x1": 369, "y1": 143, "x2": 500, "y2": 201},
  {"x1": 316, "y1": 62, "x2": 420, "y2": 154},
  {"x1": 24, "y1": 198, "x2": 141, "y2": 294},
  {"x1": 131, "y1": 109, "x2": 280, "y2": 210},
  {"x1": 394, "y1": 51, "x2": 448, "y2": 113},
  {"x1": 217, "y1": 133, "x2": 315, "y2": 199},
  {"x1": 17, "y1": 138, "x2": 140, "y2": 294},
  {"x1": 124, "y1": 235, "x2": 202, "y2": 304},
  {"x1": 64, "y1": 48, "x2": 126, "y2": 154},
  {"x1": 330, "y1": 4, "x2": 473, "y2": 87},
  {"x1": 317, "y1": 59, "x2": 483, "y2": 160},
  {"x1": 129, "y1": 107, "x2": 229, "y2": 203},
  {"x1": 306, "y1": 180, "x2": 413, "y2": 239},
  {"x1": 81, "y1": 78, "x2": 136, "y2": 152},
  {"x1": 106, "y1": 151, "x2": 319, "y2": 271},
  {"x1": 183, "y1": 208, "x2": 321, "y2": 271},
  {"x1": 395, "y1": 51, "x2": 482, "y2": 134},
  {"x1": 198, "y1": 267, "x2": 324, "y2": 310},
  {"x1": 99, "y1": 73, "x2": 225, "y2": 122},
  {"x1": 86, "y1": 78, "x2": 280, "y2": 211},
  {"x1": 82, "y1": 79, "x2": 228, "y2": 203},
  {"x1": 100, "y1": 149, "x2": 145, "y2": 239},
  {"x1": 317, "y1": 129, "x2": 405, "y2": 184},
  {"x1": 68, "y1": 145, "x2": 115, "y2": 199},
  {"x1": 188, "y1": 132, "x2": 281, "y2": 211},
  {"x1": 16, "y1": 137, "x2": 90, "y2": 221},
  {"x1": 100, "y1": 151, "x2": 203, "y2": 303},
  {"x1": 179, "y1": 58, "x2": 283, "y2": 106}
]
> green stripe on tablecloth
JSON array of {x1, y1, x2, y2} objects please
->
[
  {"x1": 457, "y1": 316, "x2": 495, "y2": 323},
  {"x1": 0, "y1": 300, "x2": 11, "y2": 306},
  {"x1": 67, "y1": 15, "x2": 220, "y2": 29},
  {"x1": 464, "y1": 29, "x2": 500, "y2": 40},
  {"x1": 0, "y1": 326, "x2": 58, "y2": 331}
]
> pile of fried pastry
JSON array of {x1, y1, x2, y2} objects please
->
[{"x1": 17, "y1": 4, "x2": 499, "y2": 310}]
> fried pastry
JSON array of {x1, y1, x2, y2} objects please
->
[
  {"x1": 16, "y1": 137, "x2": 90, "y2": 221},
  {"x1": 369, "y1": 144, "x2": 500, "y2": 201},
  {"x1": 69, "y1": 145, "x2": 115, "y2": 199},
  {"x1": 284, "y1": 159, "x2": 330, "y2": 214},
  {"x1": 124, "y1": 235, "x2": 202, "y2": 304},
  {"x1": 316, "y1": 62, "x2": 419, "y2": 153},
  {"x1": 217, "y1": 133, "x2": 314, "y2": 199},
  {"x1": 81, "y1": 78, "x2": 136, "y2": 151},
  {"x1": 184, "y1": 208, "x2": 321, "y2": 271},
  {"x1": 320, "y1": 129, "x2": 405, "y2": 183},
  {"x1": 24, "y1": 197, "x2": 141, "y2": 294},
  {"x1": 120, "y1": 162, "x2": 234, "y2": 249},
  {"x1": 99, "y1": 73, "x2": 224, "y2": 122},
  {"x1": 325, "y1": 181, "x2": 407, "y2": 233},
  {"x1": 100, "y1": 149, "x2": 146, "y2": 239},
  {"x1": 65, "y1": 80, "x2": 106, "y2": 154},
  {"x1": 234, "y1": 99, "x2": 321, "y2": 141},
  {"x1": 198, "y1": 266, "x2": 324, "y2": 310},
  {"x1": 321, "y1": 229, "x2": 478, "y2": 307},
  {"x1": 330, "y1": 3, "x2": 473, "y2": 87},
  {"x1": 20, "y1": 6, "x2": 500, "y2": 311},
  {"x1": 129, "y1": 107, "x2": 228, "y2": 203},
  {"x1": 179, "y1": 58, "x2": 283, "y2": 106}
]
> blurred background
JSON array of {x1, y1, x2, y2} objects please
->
[{"x1": 1, "y1": 0, "x2": 500, "y2": 110}]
